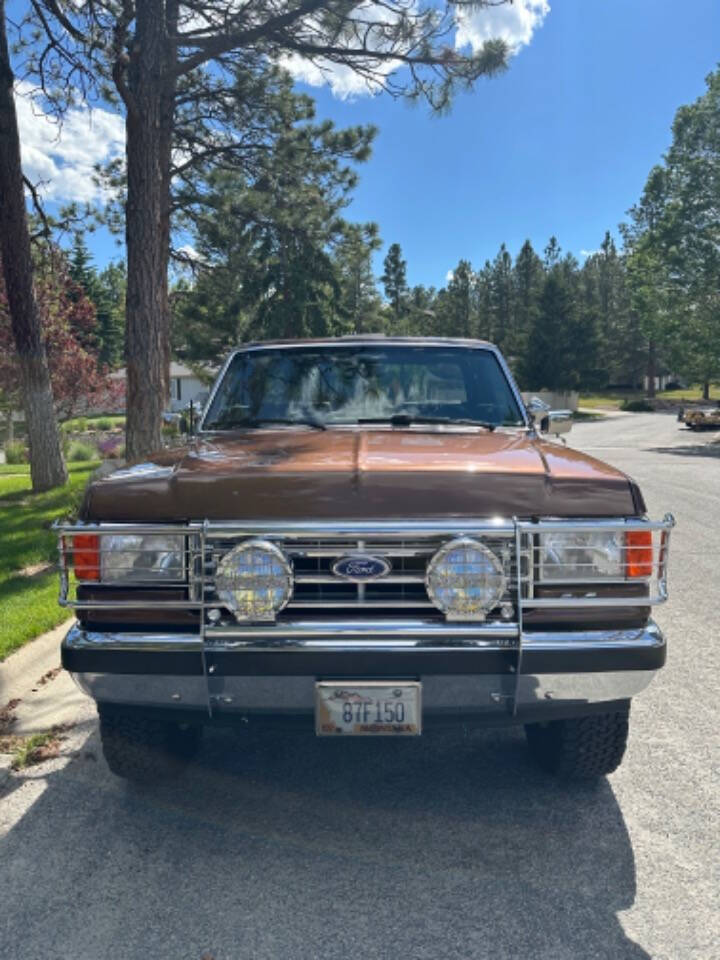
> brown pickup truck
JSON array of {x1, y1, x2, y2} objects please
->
[{"x1": 57, "y1": 337, "x2": 674, "y2": 781}]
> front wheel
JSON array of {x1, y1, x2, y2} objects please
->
[
  {"x1": 525, "y1": 709, "x2": 630, "y2": 780},
  {"x1": 98, "y1": 705, "x2": 203, "y2": 781}
]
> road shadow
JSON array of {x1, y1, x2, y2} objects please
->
[
  {"x1": 649, "y1": 441, "x2": 720, "y2": 459},
  {"x1": 0, "y1": 722, "x2": 649, "y2": 960}
]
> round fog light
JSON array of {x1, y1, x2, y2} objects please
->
[
  {"x1": 215, "y1": 540, "x2": 292, "y2": 621},
  {"x1": 426, "y1": 538, "x2": 506, "y2": 621}
]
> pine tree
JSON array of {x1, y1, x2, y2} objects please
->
[
  {"x1": 381, "y1": 243, "x2": 409, "y2": 331},
  {"x1": 523, "y1": 270, "x2": 578, "y2": 391},
  {"x1": 174, "y1": 93, "x2": 377, "y2": 359},
  {"x1": 488, "y1": 244, "x2": 514, "y2": 351},
  {"x1": 96, "y1": 263, "x2": 126, "y2": 370},
  {"x1": 334, "y1": 224, "x2": 383, "y2": 333},
  {"x1": 663, "y1": 67, "x2": 720, "y2": 398},
  {"x1": 512, "y1": 240, "x2": 543, "y2": 364},
  {"x1": 437, "y1": 260, "x2": 474, "y2": 338}
]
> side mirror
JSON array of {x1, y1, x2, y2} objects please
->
[
  {"x1": 544, "y1": 409, "x2": 573, "y2": 436},
  {"x1": 526, "y1": 396, "x2": 551, "y2": 419},
  {"x1": 526, "y1": 397, "x2": 572, "y2": 436}
]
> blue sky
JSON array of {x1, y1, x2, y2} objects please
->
[
  {"x1": 17, "y1": 0, "x2": 720, "y2": 289},
  {"x1": 299, "y1": 0, "x2": 720, "y2": 287}
]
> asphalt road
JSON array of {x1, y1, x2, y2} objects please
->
[{"x1": 1, "y1": 413, "x2": 718, "y2": 960}]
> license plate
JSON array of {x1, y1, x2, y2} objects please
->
[{"x1": 315, "y1": 682, "x2": 421, "y2": 736}]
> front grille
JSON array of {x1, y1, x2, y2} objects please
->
[
  {"x1": 55, "y1": 516, "x2": 675, "y2": 625},
  {"x1": 204, "y1": 535, "x2": 525, "y2": 618}
]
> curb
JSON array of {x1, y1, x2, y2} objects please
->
[
  {"x1": 0, "y1": 619, "x2": 74, "y2": 706},
  {"x1": 0, "y1": 753, "x2": 12, "y2": 790}
]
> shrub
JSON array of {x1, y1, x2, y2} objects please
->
[
  {"x1": 162, "y1": 420, "x2": 180, "y2": 438},
  {"x1": 4, "y1": 441, "x2": 28, "y2": 464},
  {"x1": 97, "y1": 436, "x2": 125, "y2": 459},
  {"x1": 67, "y1": 440, "x2": 97, "y2": 462},
  {"x1": 95, "y1": 417, "x2": 113, "y2": 431},
  {"x1": 621, "y1": 399, "x2": 654, "y2": 413}
]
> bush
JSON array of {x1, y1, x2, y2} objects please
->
[
  {"x1": 95, "y1": 417, "x2": 113, "y2": 431},
  {"x1": 162, "y1": 420, "x2": 180, "y2": 438},
  {"x1": 4, "y1": 441, "x2": 28, "y2": 464},
  {"x1": 67, "y1": 440, "x2": 97, "y2": 462},
  {"x1": 97, "y1": 436, "x2": 125, "y2": 460},
  {"x1": 621, "y1": 399, "x2": 654, "y2": 412}
]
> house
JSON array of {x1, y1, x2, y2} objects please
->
[{"x1": 109, "y1": 362, "x2": 215, "y2": 412}]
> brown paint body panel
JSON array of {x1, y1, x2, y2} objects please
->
[{"x1": 82, "y1": 429, "x2": 641, "y2": 522}]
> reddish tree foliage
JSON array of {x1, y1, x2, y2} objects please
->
[{"x1": 0, "y1": 255, "x2": 124, "y2": 419}]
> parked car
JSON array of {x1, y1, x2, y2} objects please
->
[
  {"x1": 56, "y1": 337, "x2": 674, "y2": 781},
  {"x1": 678, "y1": 406, "x2": 720, "y2": 430}
]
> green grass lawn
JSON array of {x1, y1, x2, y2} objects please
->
[
  {"x1": 61, "y1": 414, "x2": 125, "y2": 432},
  {"x1": 0, "y1": 462, "x2": 99, "y2": 661},
  {"x1": 580, "y1": 384, "x2": 720, "y2": 410}
]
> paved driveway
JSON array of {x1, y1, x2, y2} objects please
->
[{"x1": 1, "y1": 413, "x2": 718, "y2": 960}]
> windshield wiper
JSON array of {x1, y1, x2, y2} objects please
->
[
  {"x1": 211, "y1": 416, "x2": 326, "y2": 431},
  {"x1": 357, "y1": 414, "x2": 496, "y2": 431}
]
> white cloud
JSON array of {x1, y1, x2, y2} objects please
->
[
  {"x1": 15, "y1": 83, "x2": 125, "y2": 204},
  {"x1": 282, "y1": 2, "x2": 550, "y2": 99},
  {"x1": 445, "y1": 268, "x2": 455, "y2": 283},
  {"x1": 278, "y1": 2, "x2": 403, "y2": 99},
  {"x1": 455, "y1": 1, "x2": 550, "y2": 55},
  {"x1": 278, "y1": 53, "x2": 389, "y2": 100},
  {"x1": 580, "y1": 249, "x2": 600, "y2": 258},
  {"x1": 176, "y1": 243, "x2": 203, "y2": 262}
]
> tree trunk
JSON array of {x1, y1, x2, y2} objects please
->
[
  {"x1": 123, "y1": 0, "x2": 177, "y2": 461},
  {"x1": 6, "y1": 407, "x2": 13, "y2": 445},
  {"x1": 0, "y1": 1, "x2": 67, "y2": 491},
  {"x1": 646, "y1": 340, "x2": 657, "y2": 398},
  {"x1": 702, "y1": 379, "x2": 710, "y2": 401}
]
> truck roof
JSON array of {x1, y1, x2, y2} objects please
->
[{"x1": 235, "y1": 335, "x2": 497, "y2": 351}]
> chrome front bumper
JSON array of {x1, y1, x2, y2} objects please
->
[{"x1": 62, "y1": 620, "x2": 666, "y2": 722}]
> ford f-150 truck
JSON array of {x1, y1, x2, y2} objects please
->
[{"x1": 57, "y1": 337, "x2": 674, "y2": 781}]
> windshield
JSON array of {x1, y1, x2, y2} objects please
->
[{"x1": 202, "y1": 344, "x2": 525, "y2": 430}]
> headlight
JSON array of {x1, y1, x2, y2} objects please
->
[
  {"x1": 214, "y1": 540, "x2": 292, "y2": 622},
  {"x1": 540, "y1": 531, "x2": 622, "y2": 580},
  {"x1": 426, "y1": 538, "x2": 506, "y2": 621},
  {"x1": 100, "y1": 535, "x2": 185, "y2": 583}
]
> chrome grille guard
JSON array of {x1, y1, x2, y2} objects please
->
[
  {"x1": 56, "y1": 515, "x2": 674, "y2": 719},
  {"x1": 55, "y1": 515, "x2": 675, "y2": 619}
]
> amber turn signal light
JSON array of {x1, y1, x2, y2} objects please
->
[
  {"x1": 73, "y1": 534, "x2": 100, "y2": 581},
  {"x1": 625, "y1": 530, "x2": 653, "y2": 578}
]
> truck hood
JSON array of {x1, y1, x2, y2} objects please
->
[{"x1": 81, "y1": 428, "x2": 643, "y2": 521}]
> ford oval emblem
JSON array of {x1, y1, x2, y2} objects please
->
[{"x1": 331, "y1": 554, "x2": 391, "y2": 582}]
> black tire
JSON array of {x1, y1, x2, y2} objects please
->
[
  {"x1": 525, "y1": 709, "x2": 629, "y2": 780},
  {"x1": 98, "y1": 705, "x2": 203, "y2": 781}
]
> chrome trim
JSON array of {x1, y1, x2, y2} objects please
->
[
  {"x1": 64, "y1": 621, "x2": 665, "y2": 717},
  {"x1": 72, "y1": 669, "x2": 657, "y2": 712},
  {"x1": 57, "y1": 516, "x2": 671, "y2": 536},
  {"x1": 70, "y1": 666, "x2": 658, "y2": 713},
  {"x1": 205, "y1": 619, "x2": 518, "y2": 643},
  {"x1": 295, "y1": 572, "x2": 419, "y2": 585},
  {"x1": 513, "y1": 517, "x2": 526, "y2": 716},
  {"x1": 63, "y1": 620, "x2": 664, "y2": 653}
]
